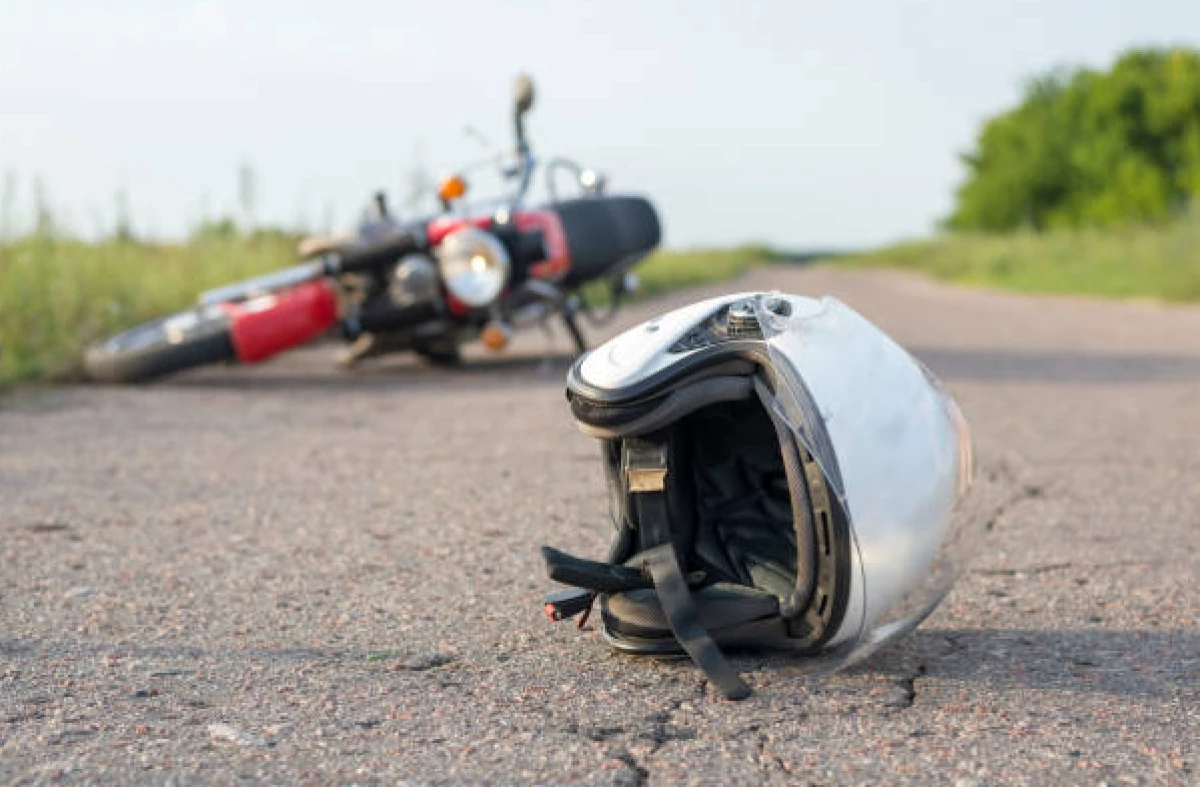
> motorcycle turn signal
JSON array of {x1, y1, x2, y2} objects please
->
[{"x1": 481, "y1": 321, "x2": 512, "y2": 351}]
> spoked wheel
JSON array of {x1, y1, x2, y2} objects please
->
[{"x1": 83, "y1": 306, "x2": 236, "y2": 384}]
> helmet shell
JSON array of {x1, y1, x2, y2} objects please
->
[{"x1": 569, "y1": 291, "x2": 984, "y2": 669}]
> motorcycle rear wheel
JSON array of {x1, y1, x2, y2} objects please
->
[{"x1": 84, "y1": 306, "x2": 237, "y2": 384}]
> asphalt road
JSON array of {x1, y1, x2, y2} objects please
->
[{"x1": 2, "y1": 267, "x2": 1197, "y2": 786}]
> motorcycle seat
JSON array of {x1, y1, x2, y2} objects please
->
[{"x1": 551, "y1": 195, "x2": 662, "y2": 287}]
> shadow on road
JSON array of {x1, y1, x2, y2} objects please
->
[
  {"x1": 911, "y1": 347, "x2": 1200, "y2": 384},
  {"x1": 158, "y1": 346, "x2": 1200, "y2": 393},
  {"x1": 158, "y1": 352, "x2": 580, "y2": 393},
  {"x1": 4, "y1": 628, "x2": 1192, "y2": 701},
  {"x1": 848, "y1": 628, "x2": 1195, "y2": 699}
]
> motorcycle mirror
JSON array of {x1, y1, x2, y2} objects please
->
[
  {"x1": 514, "y1": 74, "x2": 535, "y2": 116},
  {"x1": 372, "y1": 191, "x2": 390, "y2": 219}
]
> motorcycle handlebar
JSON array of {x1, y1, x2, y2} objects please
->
[{"x1": 329, "y1": 230, "x2": 424, "y2": 275}]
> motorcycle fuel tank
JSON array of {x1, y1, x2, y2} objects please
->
[{"x1": 223, "y1": 280, "x2": 340, "y2": 363}]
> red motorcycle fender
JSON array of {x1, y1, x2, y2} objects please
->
[
  {"x1": 516, "y1": 210, "x2": 571, "y2": 281},
  {"x1": 222, "y1": 280, "x2": 339, "y2": 363}
]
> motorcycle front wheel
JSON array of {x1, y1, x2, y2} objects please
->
[{"x1": 84, "y1": 306, "x2": 237, "y2": 384}]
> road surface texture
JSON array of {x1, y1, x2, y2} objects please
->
[{"x1": 2, "y1": 266, "x2": 1197, "y2": 786}]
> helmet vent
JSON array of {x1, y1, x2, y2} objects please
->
[
  {"x1": 668, "y1": 302, "x2": 762, "y2": 354},
  {"x1": 725, "y1": 300, "x2": 761, "y2": 337}
]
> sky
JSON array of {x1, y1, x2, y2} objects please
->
[{"x1": 3, "y1": 0, "x2": 1199, "y2": 250}]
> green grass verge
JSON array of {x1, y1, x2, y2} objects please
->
[
  {"x1": 625, "y1": 244, "x2": 782, "y2": 299},
  {"x1": 837, "y1": 212, "x2": 1200, "y2": 303},
  {"x1": 0, "y1": 233, "x2": 296, "y2": 385},
  {"x1": 0, "y1": 238, "x2": 781, "y2": 387}
]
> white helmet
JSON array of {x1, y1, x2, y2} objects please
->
[{"x1": 541, "y1": 291, "x2": 990, "y2": 699}]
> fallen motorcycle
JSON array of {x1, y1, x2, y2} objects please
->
[{"x1": 84, "y1": 75, "x2": 661, "y2": 383}]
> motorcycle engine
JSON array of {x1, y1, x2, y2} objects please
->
[{"x1": 389, "y1": 254, "x2": 440, "y2": 306}]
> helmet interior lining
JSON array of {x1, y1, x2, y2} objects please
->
[{"x1": 581, "y1": 356, "x2": 847, "y2": 654}]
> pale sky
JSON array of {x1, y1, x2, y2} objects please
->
[{"x1": 3, "y1": 1, "x2": 1198, "y2": 249}]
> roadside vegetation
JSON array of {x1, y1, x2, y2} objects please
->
[
  {"x1": 838, "y1": 46, "x2": 1200, "y2": 303},
  {"x1": 946, "y1": 47, "x2": 1200, "y2": 232},
  {"x1": 839, "y1": 209, "x2": 1200, "y2": 302},
  {"x1": 0, "y1": 229, "x2": 296, "y2": 385},
  {"x1": 611, "y1": 245, "x2": 781, "y2": 300}
]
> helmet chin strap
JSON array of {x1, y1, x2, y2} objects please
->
[{"x1": 623, "y1": 438, "x2": 752, "y2": 701}]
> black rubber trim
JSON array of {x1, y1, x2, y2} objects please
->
[
  {"x1": 567, "y1": 343, "x2": 763, "y2": 406},
  {"x1": 777, "y1": 438, "x2": 852, "y2": 651},
  {"x1": 817, "y1": 480, "x2": 853, "y2": 650},
  {"x1": 755, "y1": 377, "x2": 817, "y2": 618},
  {"x1": 568, "y1": 394, "x2": 665, "y2": 429},
  {"x1": 600, "y1": 604, "x2": 680, "y2": 642},
  {"x1": 567, "y1": 359, "x2": 757, "y2": 433}
]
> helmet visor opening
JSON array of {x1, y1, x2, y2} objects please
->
[{"x1": 670, "y1": 395, "x2": 801, "y2": 601}]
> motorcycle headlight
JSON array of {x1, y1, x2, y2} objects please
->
[{"x1": 436, "y1": 227, "x2": 511, "y2": 308}]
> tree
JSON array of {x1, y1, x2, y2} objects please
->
[{"x1": 947, "y1": 47, "x2": 1200, "y2": 231}]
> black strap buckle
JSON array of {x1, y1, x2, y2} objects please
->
[
  {"x1": 543, "y1": 589, "x2": 596, "y2": 629},
  {"x1": 622, "y1": 438, "x2": 668, "y2": 495}
]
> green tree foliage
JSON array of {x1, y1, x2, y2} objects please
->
[{"x1": 949, "y1": 47, "x2": 1200, "y2": 231}]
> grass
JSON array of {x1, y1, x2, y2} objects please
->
[
  {"x1": 365, "y1": 650, "x2": 399, "y2": 662},
  {"x1": 0, "y1": 232, "x2": 296, "y2": 385},
  {"x1": 837, "y1": 211, "x2": 1200, "y2": 303}
]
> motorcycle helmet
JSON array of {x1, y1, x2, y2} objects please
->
[{"x1": 541, "y1": 291, "x2": 990, "y2": 700}]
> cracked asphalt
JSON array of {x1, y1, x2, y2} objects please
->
[{"x1": 1, "y1": 266, "x2": 1197, "y2": 785}]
